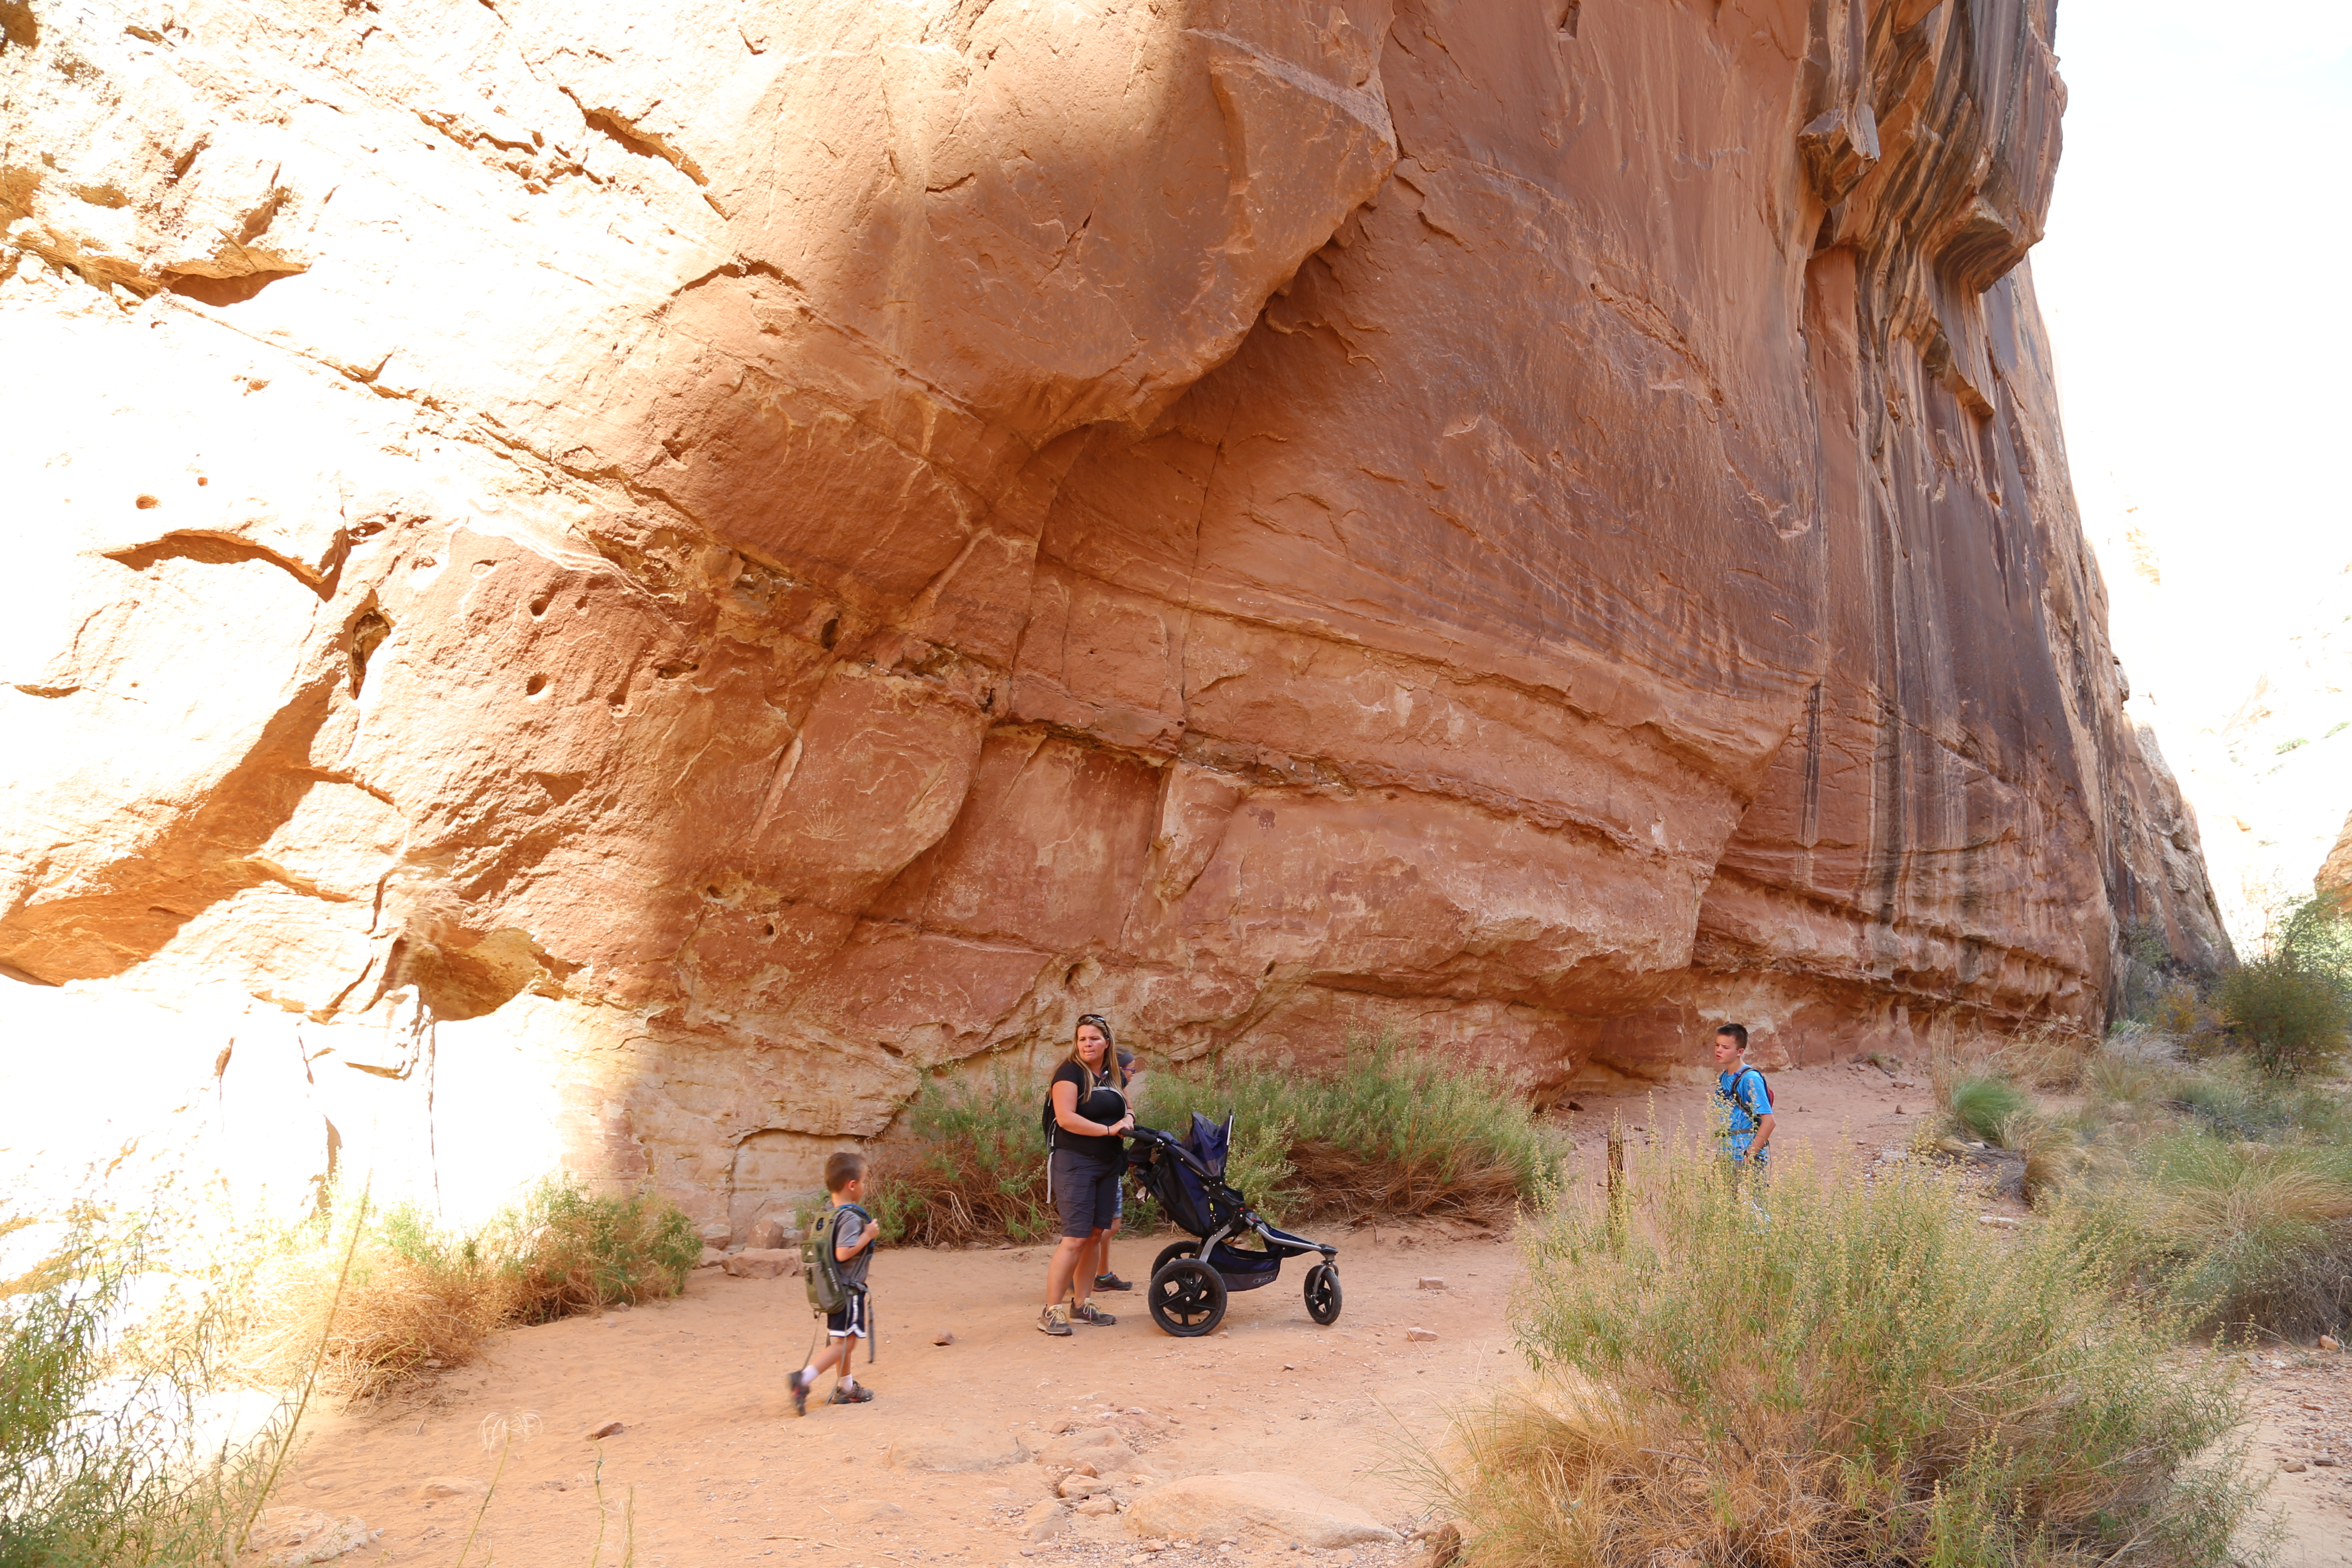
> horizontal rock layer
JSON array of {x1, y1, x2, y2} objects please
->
[{"x1": 0, "y1": 0, "x2": 2225, "y2": 1227}]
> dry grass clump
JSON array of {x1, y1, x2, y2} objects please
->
[
  {"x1": 244, "y1": 1177, "x2": 699, "y2": 1401},
  {"x1": 1427, "y1": 1141, "x2": 2257, "y2": 1568}
]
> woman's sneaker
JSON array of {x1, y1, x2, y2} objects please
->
[
  {"x1": 789, "y1": 1370, "x2": 811, "y2": 1417},
  {"x1": 1093, "y1": 1272, "x2": 1133, "y2": 1292},
  {"x1": 1071, "y1": 1301, "x2": 1117, "y2": 1326},
  {"x1": 827, "y1": 1384, "x2": 874, "y2": 1405},
  {"x1": 1038, "y1": 1303, "x2": 1073, "y2": 1336}
]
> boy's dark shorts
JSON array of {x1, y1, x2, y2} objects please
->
[
  {"x1": 1050, "y1": 1150, "x2": 1121, "y2": 1239},
  {"x1": 826, "y1": 1290, "x2": 868, "y2": 1339}
]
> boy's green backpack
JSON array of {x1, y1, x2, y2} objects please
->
[{"x1": 799, "y1": 1205, "x2": 858, "y2": 1314}]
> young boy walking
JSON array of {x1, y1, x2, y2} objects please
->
[
  {"x1": 789, "y1": 1152, "x2": 876, "y2": 1414},
  {"x1": 1713, "y1": 1023, "x2": 1775, "y2": 1177}
]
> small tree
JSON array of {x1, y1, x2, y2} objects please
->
[{"x1": 2218, "y1": 890, "x2": 2352, "y2": 1079}]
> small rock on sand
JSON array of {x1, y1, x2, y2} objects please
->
[
  {"x1": 1405, "y1": 1327, "x2": 1439, "y2": 1342},
  {"x1": 1416, "y1": 1278, "x2": 1446, "y2": 1291},
  {"x1": 934, "y1": 1329, "x2": 956, "y2": 1346},
  {"x1": 1022, "y1": 1500, "x2": 1071, "y2": 1540},
  {"x1": 414, "y1": 1476, "x2": 487, "y2": 1499},
  {"x1": 886, "y1": 1421, "x2": 1025, "y2": 1472},
  {"x1": 586, "y1": 1422, "x2": 624, "y2": 1440},
  {"x1": 833, "y1": 1499, "x2": 906, "y2": 1523},
  {"x1": 696, "y1": 1246, "x2": 726, "y2": 1268},
  {"x1": 1124, "y1": 1473, "x2": 1399, "y2": 1548},
  {"x1": 1074, "y1": 1495, "x2": 1119, "y2": 1516},
  {"x1": 247, "y1": 1507, "x2": 379, "y2": 1567},
  {"x1": 722, "y1": 1248, "x2": 799, "y2": 1279}
]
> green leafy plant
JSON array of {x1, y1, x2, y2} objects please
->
[
  {"x1": 2218, "y1": 889, "x2": 2352, "y2": 1079},
  {"x1": 1, "y1": 1204, "x2": 298, "y2": 1566}
]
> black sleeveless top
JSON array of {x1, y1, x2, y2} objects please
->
[{"x1": 1050, "y1": 1059, "x2": 1127, "y2": 1162}]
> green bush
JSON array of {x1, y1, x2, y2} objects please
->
[
  {"x1": 496, "y1": 1175, "x2": 702, "y2": 1323},
  {"x1": 2, "y1": 1207, "x2": 284, "y2": 1566},
  {"x1": 1428, "y1": 1142, "x2": 2258, "y2": 1568},
  {"x1": 1944, "y1": 1073, "x2": 2030, "y2": 1145},
  {"x1": 2218, "y1": 890, "x2": 2352, "y2": 1079},
  {"x1": 2217, "y1": 958, "x2": 2349, "y2": 1079},
  {"x1": 870, "y1": 1034, "x2": 1569, "y2": 1244},
  {"x1": 868, "y1": 1067, "x2": 1060, "y2": 1246},
  {"x1": 1141, "y1": 1035, "x2": 1565, "y2": 1225}
]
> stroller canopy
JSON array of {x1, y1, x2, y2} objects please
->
[{"x1": 1181, "y1": 1112, "x2": 1231, "y2": 1179}]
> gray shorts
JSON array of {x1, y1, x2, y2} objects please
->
[{"x1": 1050, "y1": 1151, "x2": 1121, "y2": 1239}]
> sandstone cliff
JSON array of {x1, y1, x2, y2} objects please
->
[{"x1": 1, "y1": 0, "x2": 2226, "y2": 1226}]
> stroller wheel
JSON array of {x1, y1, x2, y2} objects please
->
[
  {"x1": 1303, "y1": 1263, "x2": 1341, "y2": 1326},
  {"x1": 1152, "y1": 1240, "x2": 1199, "y2": 1278},
  {"x1": 1147, "y1": 1259, "x2": 1228, "y2": 1338}
]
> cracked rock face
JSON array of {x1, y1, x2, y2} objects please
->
[{"x1": 1, "y1": 0, "x2": 2225, "y2": 1226}]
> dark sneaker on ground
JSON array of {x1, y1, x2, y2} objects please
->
[
  {"x1": 790, "y1": 1371, "x2": 809, "y2": 1417},
  {"x1": 1093, "y1": 1272, "x2": 1133, "y2": 1291},
  {"x1": 828, "y1": 1384, "x2": 875, "y2": 1405},
  {"x1": 1039, "y1": 1304, "x2": 1073, "y2": 1336},
  {"x1": 1072, "y1": 1301, "x2": 1117, "y2": 1326}
]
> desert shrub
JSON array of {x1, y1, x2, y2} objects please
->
[
  {"x1": 2144, "y1": 983, "x2": 2227, "y2": 1053},
  {"x1": 245, "y1": 1176, "x2": 697, "y2": 1400},
  {"x1": 871, "y1": 1035, "x2": 1568, "y2": 1243},
  {"x1": 2072, "y1": 1132, "x2": 2352, "y2": 1341},
  {"x1": 1942, "y1": 1073, "x2": 2029, "y2": 1145},
  {"x1": 496, "y1": 1175, "x2": 701, "y2": 1323},
  {"x1": 868, "y1": 1067, "x2": 1059, "y2": 1246},
  {"x1": 242, "y1": 1207, "x2": 518, "y2": 1402},
  {"x1": 2217, "y1": 958, "x2": 2349, "y2": 1079},
  {"x1": 1, "y1": 1207, "x2": 285, "y2": 1566},
  {"x1": 1428, "y1": 1143, "x2": 2257, "y2": 1568},
  {"x1": 1139, "y1": 1035, "x2": 1566, "y2": 1226}
]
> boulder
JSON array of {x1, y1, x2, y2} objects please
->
[
  {"x1": 887, "y1": 1421, "x2": 1025, "y2": 1472},
  {"x1": 722, "y1": 1249, "x2": 799, "y2": 1280},
  {"x1": 745, "y1": 1216, "x2": 793, "y2": 1250},
  {"x1": 1124, "y1": 1474, "x2": 1397, "y2": 1548}
]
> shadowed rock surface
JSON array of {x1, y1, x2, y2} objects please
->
[{"x1": 0, "y1": 0, "x2": 2226, "y2": 1224}]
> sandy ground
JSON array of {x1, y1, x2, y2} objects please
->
[{"x1": 278, "y1": 1060, "x2": 2343, "y2": 1568}]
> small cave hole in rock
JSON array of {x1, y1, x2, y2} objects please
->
[
  {"x1": 526, "y1": 674, "x2": 548, "y2": 697},
  {"x1": 818, "y1": 616, "x2": 839, "y2": 650},
  {"x1": 763, "y1": 921, "x2": 776, "y2": 938},
  {"x1": 655, "y1": 659, "x2": 698, "y2": 679},
  {"x1": 346, "y1": 606, "x2": 392, "y2": 695},
  {"x1": 529, "y1": 594, "x2": 551, "y2": 616},
  {"x1": 135, "y1": 494, "x2": 159, "y2": 509}
]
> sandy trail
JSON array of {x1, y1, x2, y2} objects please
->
[{"x1": 280, "y1": 1061, "x2": 2340, "y2": 1567}]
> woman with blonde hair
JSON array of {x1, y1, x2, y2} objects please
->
[{"x1": 1038, "y1": 1013, "x2": 1133, "y2": 1336}]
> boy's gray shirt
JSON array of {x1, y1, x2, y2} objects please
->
[{"x1": 833, "y1": 1204, "x2": 873, "y2": 1292}]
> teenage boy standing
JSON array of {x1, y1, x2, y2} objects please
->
[{"x1": 1713, "y1": 1023, "x2": 1774, "y2": 1175}]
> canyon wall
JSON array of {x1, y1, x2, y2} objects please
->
[{"x1": 1, "y1": 0, "x2": 2226, "y2": 1228}]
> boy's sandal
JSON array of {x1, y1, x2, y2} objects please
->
[
  {"x1": 790, "y1": 1371, "x2": 810, "y2": 1417},
  {"x1": 1071, "y1": 1301, "x2": 1117, "y2": 1326},
  {"x1": 828, "y1": 1384, "x2": 875, "y2": 1404},
  {"x1": 1093, "y1": 1272, "x2": 1133, "y2": 1291}
]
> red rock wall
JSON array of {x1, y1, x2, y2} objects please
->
[{"x1": 0, "y1": 0, "x2": 2226, "y2": 1223}]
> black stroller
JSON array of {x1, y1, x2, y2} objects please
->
[{"x1": 1124, "y1": 1113, "x2": 1342, "y2": 1337}]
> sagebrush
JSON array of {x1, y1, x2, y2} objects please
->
[{"x1": 1426, "y1": 1141, "x2": 2258, "y2": 1568}]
